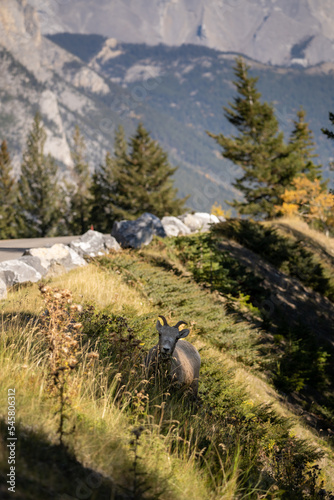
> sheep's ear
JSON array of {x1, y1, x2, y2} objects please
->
[
  {"x1": 178, "y1": 328, "x2": 189, "y2": 339},
  {"x1": 156, "y1": 320, "x2": 163, "y2": 333}
]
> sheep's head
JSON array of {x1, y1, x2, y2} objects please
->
[{"x1": 156, "y1": 315, "x2": 189, "y2": 359}]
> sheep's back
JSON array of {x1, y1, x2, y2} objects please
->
[{"x1": 172, "y1": 340, "x2": 201, "y2": 385}]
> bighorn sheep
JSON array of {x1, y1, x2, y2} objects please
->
[{"x1": 145, "y1": 315, "x2": 201, "y2": 396}]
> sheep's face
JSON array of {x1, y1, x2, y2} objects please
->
[{"x1": 156, "y1": 319, "x2": 189, "y2": 359}]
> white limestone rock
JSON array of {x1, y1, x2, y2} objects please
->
[
  {"x1": 27, "y1": 0, "x2": 334, "y2": 67},
  {"x1": 103, "y1": 234, "x2": 121, "y2": 253},
  {"x1": 179, "y1": 212, "x2": 220, "y2": 233},
  {"x1": 24, "y1": 244, "x2": 86, "y2": 271},
  {"x1": 161, "y1": 216, "x2": 191, "y2": 237},
  {"x1": 72, "y1": 67, "x2": 110, "y2": 95},
  {"x1": 0, "y1": 259, "x2": 43, "y2": 287},
  {"x1": 70, "y1": 230, "x2": 120, "y2": 257},
  {"x1": 0, "y1": 275, "x2": 7, "y2": 300},
  {"x1": 19, "y1": 255, "x2": 48, "y2": 276},
  {"x1": 39, "y1": 89, "x2": 73, "y2": 168}
]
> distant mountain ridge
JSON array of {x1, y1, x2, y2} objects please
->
[
  {"x1": 27, "y1": 0, "x2": 334, "y2": 67},
  {"x1": 49, "y1": 34, "x2": 334, "y2": 186},
  {"x1": 0, "y1": 0, "x2": 333, "y2": 213}
]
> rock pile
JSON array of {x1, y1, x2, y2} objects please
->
[
  {"x1": 0, "y1": 212, "x2": 223, "y2": 299},
  {"x1": 0, "y1": 230, "x2": 119, "y2": 300},
  {"x1": 112, "y1": 212, "x2": 223, "y2": 248}
]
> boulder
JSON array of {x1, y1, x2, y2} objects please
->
[
  {"x1": 44, "y1": 261, "x2": 67, "y2": 278},
  {"x1": 103, "y1": 234, "x2": 121, "y2": 252},
  {"x1": 0, "y1": 259, "x2": 43, "y2": 287},
  {"x1": 69, "y1": 230, "x2": 120, "y2": 257},
  {"x1": 112, "y1": 212, "x2": 166, "y2": 249},
  {"x1": 24, "y1": 244, "x2": 86, "y2": 272},
  {"x1": 139, "y1": 213, "x2": 166, "y2": 237},
  {"x1": 161, "y1": 216, "x2": 191, "y2": 237},
  {"x1": 0, "y1": 275, "x2": 7, "y2": 300},
  {"x1": 19, "y1": 255, "x2": 48, "y2": 276},
  {"x1": 179, "y1": 212, "x2": 220, "y2": 233},
  {"x1": 0, "y1": 269, "x2": 14, "y2": 289}
]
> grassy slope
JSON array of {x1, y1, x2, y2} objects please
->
[{"x1": 1, "y1": 221, "x2": 334, "y2": 498}]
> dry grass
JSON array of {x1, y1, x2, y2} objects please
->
[
  {"x1": 265, "y1": 216, "x2": 334, "y2": 260},
  {"x1": 1, "y1": 263, "x2": 152, "y2": 318},
  {"x1": 50, "y1": 263, "x2": 153, "y2": 314},
  {"x1": 0, "y1": 271, "x2": 218, "y2": 500}
]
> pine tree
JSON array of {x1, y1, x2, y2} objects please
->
[
  {"x1": 208, "y1": 57, "x2": 292, "y2": 219},
  {"x1": 18, "y1": 113, "x2": 64, "y2": 237},
  {"x1": 110, "y1": 123, "x2": 187, "y2": 220},
  {"x1": 322, "y1": 112, "x2": 334, "y2": 140},
  {"x1": 69, "y1": 125, "x2": 92, "y2": 234},
  {"x1": 114, "y1": 123, "x2": 128, "y2": 162},
  {"x1": 90, "y1": 125, "x2": 127, "y2": 232},
  {"x1": 288, "y1": 108, "x2": 322, "y2": 181},
  {"x1": 0, "y1": 140, "x2": 20, "y2": 239},
  {"x1": 91, "y1": 151, "x2": 116, "y2": 233},
  {"x1": 322, "y1": 112, "x2": 334, "y2": 179}
]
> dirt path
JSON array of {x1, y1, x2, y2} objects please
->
[{"x1": 0, "y1": 236, "x2": 80, "y2": 263}]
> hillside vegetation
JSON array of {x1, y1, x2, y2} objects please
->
[{"x1": 1, "y1": 219, "x2": 334, "y2": 498}]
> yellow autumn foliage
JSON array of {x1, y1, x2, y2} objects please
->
[
  {"x1": 277, "y1": 175, "x2": 334, "y2": 227},
  {"x1": 211, "y1": 202, "x2": 232, "y2": 218}
]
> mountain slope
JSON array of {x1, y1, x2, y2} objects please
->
[
  {"x1": 0, "y1": 0, "x2": 239, "y2": 210},
  {"x1": 49, "y1": 35, "x2": 334, "y2": 193},
  {"x1": 28, "y1": 0, "x2": 334, "y2": 67},
  {"x1": 1, "y1": 1, "x2": 333, "y2": 213}
]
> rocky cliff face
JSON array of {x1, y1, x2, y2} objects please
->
[
  {"x1": 27, "y1": 0, "x2": 334, "y2": 67},
  {"x1": 0, "y1": 0, "x2": 120, "y2": 173}
]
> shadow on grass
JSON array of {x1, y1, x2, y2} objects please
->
[
  {"x1": 1, "y1": 311, "x2": 40, "y2": 327},
  {"x1": 273, "y1": 221, "x2": 334, "y2": 269},
  {"x1": 0, "y1": 419, "x2": 118, "y2": 500},
  {"x1": 214, "y1": 219, "x2": 334, "y2": 301}
]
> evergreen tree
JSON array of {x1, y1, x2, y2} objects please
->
[
  {"x1": 208, "y1": 57, "x2": 292, "y2": 219},
  {"x1": 322, "y1": 112, "x2": 334, "y2": 183},
  {"x1": 288, "y1": 108, "x2": 322, "y2": 181},
  {"x1": 113, "y1": 123, "x2": 128, "y2": 162},
  {"x1": 110, "y1": 123, "x2": 187, "y2": 220},
  {"x1": 90, "y1": 125, "x2": 127, "y2": 232},
  {"x1": 322, "y1": 112, "x2": 334, "y2": 140},
  {"x1": 0, "y1": 140, "x2": 20, "y2": 239},
  {"x1": 91, "y1": 151, "x2": 117, "y2": 233},
  {"x1": 18, "y1": 113, "x2": 63, "y2": 237},
  {"x1": 69, "y1": 125, "x2": 92, "y2": 234}
]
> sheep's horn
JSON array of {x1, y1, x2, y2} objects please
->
[
  {"x1": 174, "y1": 320, "x2": 187, "y2": 329},
  {"x1": 158, "y1": 315, "x2": 168, "y2": 326}
]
